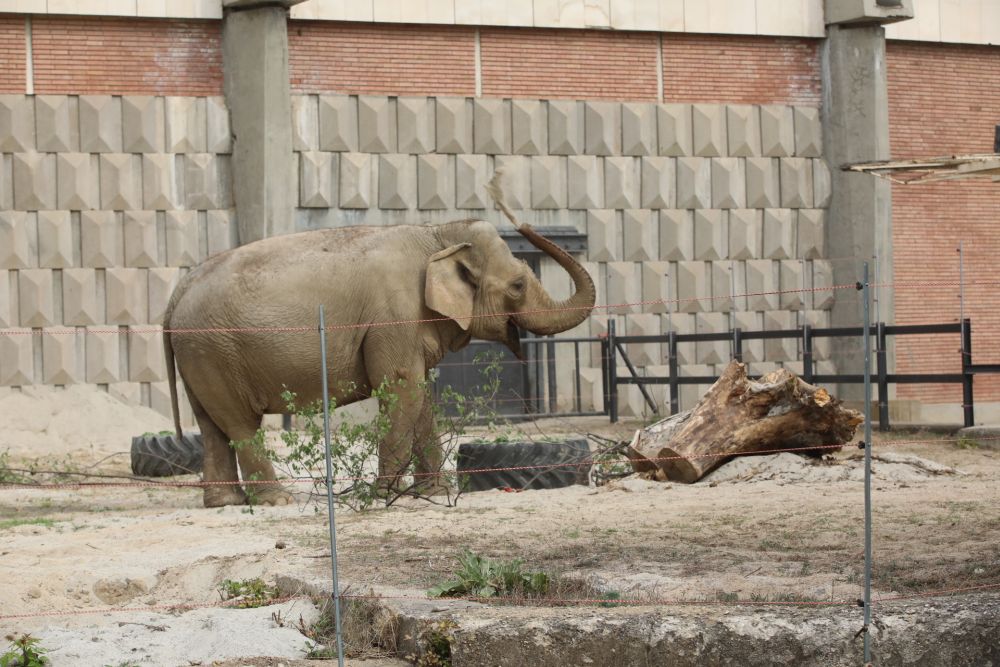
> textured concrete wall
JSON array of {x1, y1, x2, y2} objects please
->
[{"x1": 0, "y1": 93, "x2": 233, "y2": 423}]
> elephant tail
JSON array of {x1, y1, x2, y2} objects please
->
[{"x1": 163, "y1": 288, "x2": 184, "y2": 440}]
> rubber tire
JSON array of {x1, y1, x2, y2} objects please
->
[
  {"x1": 130, "y1": 432, "x2": 204, "y2": 477},
  {"x1": 456, "y1": 439, "x2": 591, "y2": 492}
]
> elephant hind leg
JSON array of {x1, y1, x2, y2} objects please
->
[{"x1": 189, "y1": 394, "x2": 247, "y2": 508}]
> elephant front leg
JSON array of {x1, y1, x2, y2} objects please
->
[{"x1": 191, "y1": 400, "x2": 247, "y2": 508}]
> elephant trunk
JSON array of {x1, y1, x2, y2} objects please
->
[{"x1": 513, "y1": 224, "x2": 596, "y2": 335}]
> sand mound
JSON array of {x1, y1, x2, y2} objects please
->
[
  {"x1": 0, "y1": 385, "x2": 172, "y2": 464},
  {"x1": 701, "y1": 451, "x2": 962, "y2": 485}
]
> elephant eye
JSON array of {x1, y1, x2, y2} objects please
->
[
  {"x1": 510, "y1": 279, "x2": 525, "y2": 294},
  {"x1": 460, "y1": 263, "x2": 478, "y2": 287}
]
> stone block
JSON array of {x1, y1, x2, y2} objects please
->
[
  {"x1": 106, "y1": 268, "x2": 148, "y2": 325},
  {"x1": 207, "y1": 210, "x2": 235, "y2": 257},
  {"x1": 763, "y1": 208, "x2": 795, "y2": 259},
  {"x1": 435, "y1": 97, "x2": 472, "y2": 154},
  {"x1": 711, "y1": 157, "x2": 746, "y2": 209},
  {"x1": 606, "y1": 262, "x2": 639, "y2": 314},
  {"x1": 474, "y1": 98, "x2": 511, "y2": 154},
  {"x1": 696, "y1": 312, "x2": 729, "y2": 364},
  {"x1": 733, "y1": 311, "x2": 763, "y2": 362},
  {"x1": 711, "y1": 261, "x2": 735, "y2": 312},
  {"x1": 128, "y1": 326, "x2": 165, "y2": 382},
  {"x1": 779, "y1": 157, "x2": 813, "y2": 209},
  {"x1": 339, "y1": 152, "x2": 374, "y2": 209},
  {"x1": 641, "y1": 261, "x2": 671, "y2": 314},
  {"x1": 626, "y1": 312, "x2": 662, "y2": 366},
  {"x1": 510, "y1": 99, "x2": 546, "y2": 155},
  {"x1": 797, "y1": 209, "x2": 825, "y2": 259},
  {"x1": 416, "y1": 154, "x2": 451, "y2": 210},
  {"x1": 780, "y1": 260, "x2": 806, "y2": 310},
  {"x1": 604, "y1": 157, "x2": 640, "y2": 209},
  {"x1": 676, "y1": 261, "x2": 709, "y2": 313},
  {"x1": 0, "y1": 330, "x2": 34, "y2": 386},
  {"x1": 760, "y1": 105, "x2": 794, "y2": 157},
  {"x1": 319, "y1": 95, "x2": 359, "y2": 152},
  {"x1": 813, "y1": 159, "x2": 832, "y2": 208},
  {"x1": 0, "y1": 211, "x2": 35, "y2": 269},
  {"x1": 100, "y1": 154, "x2": 143, "y2": 210},
  {"x1": 455, "y1": 155, "x2": 492, "y2": 209},
  {"x1": 397, "y1": 96, "x2": 435, "y2": 154},
  {"x1": 567, "y1": 155, "x2": 604, "y2": 209},
  {"x1": 658, "y1": 210, "x2": 693, "y2": 261},
  {"x1": 13, "y1": 153, "x2": 57, "y2": 210},
  {"x1": 62, "y1": 268, "x2": 100, "y2": 326},
  {"x1": 640, "y1": 157, "x2": 675, "y2": 209},
  {"x1": 142, "y1": 154, "x2": 182, "y2": 210},
  {"x1": 79, "y1": 95, "x2": 122, "y2": 153},
  {"x1": 584, "y1": 101, "x2": 620, "y2": 156},
  {"x1": 746, "y1": 259, "x2": 779, "y2": 310},
  {"x1": 812, "y1": 260, "x2": 835, "y2": 310},
  {"x1": 42, "y1": 328, "x2": 80, "y2": 384},
  {"x1": 0, "y1": 95, "x2": 35, "y2": 152},
  {"x1": 764, "y1": 310, "x2": 797, "y2": 362},
  {"x1": 108, "y1": 381, "x2": 141, "y2": 408},
  {"x1": 802, "y1": 309, "x2": 832, "y2": 359},
  {"x1": 692, "y1": 104, "x2": 726, "y2": 157},
  {"x1": 487, "y1": 155, "x2": 525, "y2": 209},
  {"x1": 587, "y1": 210, "x2": 618, "y2": 261},
  {"x1": 35, "y1": 95, "x2": 78, "y2": 152},
  {"x1": 623, "y1": 209, "x2": 654, "y2": 262},
  {"x1": 86, "y1": 326, "x2": 120, "y2": 383},
  {"x1": 745, "y1": 157, "x2": 780, "y2": 208},
  {"x1": 206, "y1": 97, "x2": 231, "y2": 153},
  {"x1": 165, "y1": 211, "x2": 200, "y2": 267},
  {"x1": 726, "y1": 105, "x2": 761, "y2": 157},
  {"x1": 164, "y1": 96, "x2": 207, "y2": 153},
  {"x1": 0, "y1": 154, "x2": 10, "y2": 211},
  {"x1": 676, "y1": 157, "x2": 711, "y2": 209},
  {"x1": 530, "y1": 156, "x2": 567, "y2": 209},
  {"x1": 358, "y1": 96, "x2": 397, "y2": 153},
  {"x1": 621, "y1": 102, "x2": 655, "y2": 156},
  {"x1": 18, "y1": 269, "x2": 54, "y2": 327},
  {"x1": 291, "y1": 94, "x2": 319, "y2": 151},
  {"x1": 122, "y1": 96, "x2": 164, "y2": 153},
  {"x1": 657, "y1": 103, "x2": 692, "y2": 156},
  {"x1": 378, "y1": 154, "x2": 416, "y2": 209},
  {"x1": 548, "y1": 100, "x2": 584, "y2": 155},
  {"x1": 123, "y1": 211, "x2": 158, "y2": 268},
  {"x1": 727, "y1": 209, "x2": 762, "y2": 260},
  {"x1": 694, "y1": 209, "x2": 727, "y2": 261},
  {"x1": 57, "y1": 153, "x2": 99, "y2": 210},
  {"x1": 299, "y1": 151, "x2": 338, "y2": 208},
  {"x1": 730, "y1": 258, "x2": 748, "y2": 311},
  {"x1": 793, "y1": 106, "x2": 822, "y2": 157},
  {"x1": 81, "y1": 211, "x2": 122, "y2": 268},
  {"x1": 0, "y1": 269, "x2": 10, "y2": 328},
  {"x1": 37, "y1": 211, "x2": 74, "y2": 269},
  {"x1": 148, "y1": 267, "x2": 181, "y2": 325}
]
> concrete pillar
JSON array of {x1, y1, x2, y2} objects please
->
[
  {"x1": 821, "y1": 0, "x2": 913, "y2": 395},
  {"x1": 222, "y1": 1, "x2": 305, "y2": 244}
]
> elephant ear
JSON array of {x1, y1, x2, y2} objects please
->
[{"x1": 425, "y1": 243, "x2": 475, "y2": 330}]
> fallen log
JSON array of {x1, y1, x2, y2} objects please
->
[{"x1": 628, "y1": 361, "x2": 863, "y2": 483}]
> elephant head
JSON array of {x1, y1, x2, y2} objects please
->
[{"x1": 425, "y1": 172, "x2": 596, "y2": 359}]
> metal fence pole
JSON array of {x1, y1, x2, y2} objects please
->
[
  {"x1": 608, "y1": 318, "x2": 619, "y2": 423},
  {"x1": 318, "y1": 305, "x2": 345, "y2": 667},
  {"x1": 861, "y1": 264, "x2": 874, "y2": 664},
  {"x1": 961, "y1": 318, "x2": 974, "y2": 428}
]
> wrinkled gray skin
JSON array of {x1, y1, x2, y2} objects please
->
[{"x1": 163, "y1": 220, "x2": 595, "y2": 507}]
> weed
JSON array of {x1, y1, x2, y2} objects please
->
[
  {"x1": 408, "y1": 620, "x2": 456, "y2": 667},
  {"x1": 428, "y1": 548, "x2": 549, "y2": 599},
  {"x1": 1, "y1": 634, "x2": 48, "y2": 667},
  {"x1": 302, "y1": 595, "x2": 398, "y2": 660},
  {"x1": 217, "y1": 578, "x2": 279, "y2": 608},
  {"x1": 955, "y1": 435, "x2": 981, "y2": 450},
  {"x1": 0, "y1": 519, "x2": 55, "y2": 531}
]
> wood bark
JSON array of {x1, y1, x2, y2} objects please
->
[{"x1": 628, "y1": 361, "x2": 863, "y2": 483}]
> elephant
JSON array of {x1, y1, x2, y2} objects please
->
[{"x1": 163, "y1": 174, "x2": 596, "y2": 507}]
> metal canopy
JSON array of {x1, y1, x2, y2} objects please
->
[{"x1": 843, "y1": 153, "x2": 1000, "y2": 184}]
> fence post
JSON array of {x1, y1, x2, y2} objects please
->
[
  {"x1": 962, "y1": 318, "x2": 974, "y2": 428},
  {"x1": 608, "y1": 318, "x2": 619, "y2": 423},
  {"x1": 861, "y1": 264, "x2": 873, "y2": 665},
  {"x1": 573, "y1": 341, "x2": 582, "y2": 414},
  {"x1": 876, "y1": 322, "x2": 889, "y2": 431},
  {"x1": 668, "y1": 330, "x2": 679, "y2": 416},
  {"x1": 802, "y1": 324, "x2": 813, "y2": 384},
  {"x1": 732, "y1": 327, "x2": 743, "y2": 363},
  {"x1": 318, "y1": 306, "x2": 346, "y2": 667}
]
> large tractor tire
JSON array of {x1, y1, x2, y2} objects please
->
[
  {"x1": 457, "y1": 439, "x2": 591, "y2": 492},
  {"x1": 130, "y1": 432, "x2": 204, "y2": 477}
]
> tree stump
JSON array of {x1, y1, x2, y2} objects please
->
[{"x1": 628, "y1": 361, "x2": 863, "y2": 483}]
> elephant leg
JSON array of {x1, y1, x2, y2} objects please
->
[
  {"x1": 189, "y1": 393, "x2": 247, "y2": 508},
  {"x1": 227, "y1": 418, "x2": 294, "y2": 507},
  {"x1": 410, "y1": 389, "x2": 450, "y2": 496}
]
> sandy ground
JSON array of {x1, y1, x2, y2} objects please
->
[{"x1": 1, "y1": 387, "x2": 999, "y2": 665}]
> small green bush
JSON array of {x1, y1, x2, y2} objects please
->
[{"x1": 428, "y1": 548, "x2": 550, "y2": 599}]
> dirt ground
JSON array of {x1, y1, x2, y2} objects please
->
[{"x1": 1, "y1": 388, "x2": 998, "y2": 665}]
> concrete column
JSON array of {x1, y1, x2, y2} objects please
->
[{"x1": 222, "y1": 2, "x2": 303, "y2": 244}]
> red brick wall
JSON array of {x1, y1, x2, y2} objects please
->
[
  {"x1": 288, "y1": 21, "x2": 476, "y2": 95},
  {"x1": 663, "y1": 34, "x2": 821, "y2": 106},
  {"x1": 888, "y1": 41, "x2": 1000, "y2": 404},
  {"x1": 32, "y1": 16, "x2": 222, "y2": 95},
  {"x1": 480, "y1": 28, "x2": 659, "y2": 101},
  {"x1": 0, "y1": 15, "x2": 26, "y2": 93}
]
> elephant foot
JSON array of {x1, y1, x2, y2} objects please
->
[
  {"x1": 203, "y1": 485, "x2": 248, "y2": 508},
  {"x1": 246, "y1": 483, "x2": 295, "y2": 506},
  {"x1": 411, "y1": 480, "x2": 454, "y2": 498}
]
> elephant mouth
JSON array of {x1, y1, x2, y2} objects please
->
[{"x1": 505, "y1": 319, "x2": 524, "y2": 360}]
